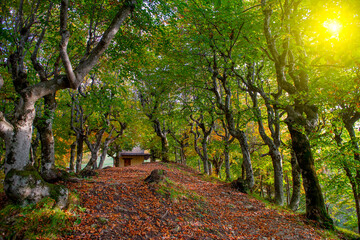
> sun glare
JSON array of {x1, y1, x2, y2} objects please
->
[{"x1": 323, "y1": 19, "x2": 342, "y2": 37}]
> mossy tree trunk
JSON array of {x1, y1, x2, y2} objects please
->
[{"x1": 287, "y1": 120, "x2": 333, "y2": 228}]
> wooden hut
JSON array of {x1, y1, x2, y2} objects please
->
[{"x1": 115, "y1": 147, "x2": 150, "y2": 167}]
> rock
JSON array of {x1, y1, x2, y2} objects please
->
[
  {"x1": 144, "y1": 169, "x2": 166, "y2": 184},
  {"x1": 231, "y1": 177, "x2": 249, "y2": 194}
]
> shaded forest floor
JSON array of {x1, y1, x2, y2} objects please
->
[{"x1": 59, "y1": 162, "x2": 327, "y2": 239}]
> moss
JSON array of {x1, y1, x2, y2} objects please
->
[
  {"x1": 49, "y1": 184, "x2": 67, "y2": 200},
  {"x1": 0, "y1": 199, "x2": 78, "y2": 239},
  {"x1": 5, "y1": 166, "x2": 68, "y2": 208}
]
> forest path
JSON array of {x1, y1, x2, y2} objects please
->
[{"x1": 61, "y1": 162, "x2": 321, "y2": 239}]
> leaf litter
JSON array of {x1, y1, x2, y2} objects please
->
[{"x1": 60, "y1": 163, "x2": 321, "y2": 239}]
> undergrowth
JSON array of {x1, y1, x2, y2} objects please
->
[
  {"x1": 155, "y1": 177, "x2": 204, "y2": 203},
  {"x1": 0, "y1": 192, "x2": 83, "y2": 240},
  {"x1": 334, "y1": 226, "x2": 360, "y2": 240}
]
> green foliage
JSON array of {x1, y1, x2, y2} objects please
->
[{"x1": 0, "y1": 194, "x2": 82, "y2": 239}]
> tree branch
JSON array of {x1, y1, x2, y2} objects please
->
[
  {"x1": 74, "y1": 0, "x2": 137, "y2": 85},
  {"x1": 0, "y1": 112, "x2": 14, "y2": 141}
]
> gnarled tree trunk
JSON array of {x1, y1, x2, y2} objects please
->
[
  {"x1": 98, "y1": 124, "x2": 126, "y2": 169},
  {"x1": 83, "y1": 128, "x2": 106, "y2": 171},
  {"x1": 287, "y1": 120, "x2": 332, "y2": 227}
]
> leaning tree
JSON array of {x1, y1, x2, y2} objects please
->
[{"x1": 0, "y1": 0, "x2": 139, "y2": 207}]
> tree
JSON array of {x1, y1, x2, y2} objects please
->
[
  {"x1": 138, "y1": 82, "x2": 171, "y2": 162},
  {"x1": 0, "y1": 0, "x2": 139, "y2": 206},
  {"x1": 261, "y1": 0, "x2": 333, "y2": 227},
  {"x1": 190, "y1": 113, "x2": 215, "y2": 175},
  {"x1": 174, "y1": 0, "x2": 257, "y2": 189},
  {"x1": 69, "y1": 90, "x2": 88, "y2": 173},
  {"x1": 234, "y1": 62, "x2": 285, "y2": 205},
  {"x1": 214, "y1": 119, "x2": 235, "y2": 181},
  {"x1": 170, "y1": 128, "x2": 190, "y2": 165}
]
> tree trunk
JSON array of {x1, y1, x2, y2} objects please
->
[
  {"x1": 201, "y1": 140, "x2": 209, "y2": 175},
  {"x1": 344, "y1": 165, "x2": 360, "y2": 234},
  {"x1": 353, "y1": 188, "x2": 360, "y2": 234},
  {"x1": 75, "y1": 133, "x2": 84, "y2": 173},
  {"x1": 160, "y1": 135, "x2": 169, "y2": 162},
  {"x1": 260, "y1": 174, "x2": 264, "y2": 197},
  {"x1": 270, "y1": 148, "x2": 284, "y2": 205},
  {"x1": 98, "y1": 128, "x2": 123, "y2": 170},
  {"x1": 114, "y1": 151, "x2": 121, "y2": 167},
  {"x1": 83, "y1": 129, "x2": 105, "y2": 171},
  {"x1": 175, "y1": 148, "x2": 179, "y2": 163},
  {"x1": 98, "y1": 145, "x2": 109, "y2": 169},
  {"x1": 250, "y1": 92, "x2": 284, "y2": 206},
  {"x1": 30, "y1": 131, "x2": 40, "y2": 170},
  {"x1": 3, "y1": 110, "x2": 68, "y2": 208},
  {"x1": 236, "y1": 131, "x2": 254, "y2": 189},
  {"x1": 218, "y1": 162, "x2": 222, "y2": 179},
  {"x1": 36, "y1": 94, "x2": 59, "y2": 182},
  {"x1": 212, "y1": 157, "x2": 223, "y2": 178},
  {"x1": 83, "y1": 150, "x2": 100, "y2": 171},
  {"x1": 180, "y1": 146, "x2": 186, "y2": 165},
  {"x1": 208, "y1": 160, "x2": 212, "y2": 176},
  {"x1": 287, "y1": 123, "x2": 333, "y2": 228},
  {"x1": 4, "y1": 119, "x2": 36, "y2": 175},
  {"x1": 150, "y1": 148, "x2": 156, "y2": 162},
  {"x1": 289, "y1": 150, "x2": 301, "y2": 211},
  {"x1": 285, "y1": 172, "x2": 290, "y2": 206},
  {"x1": 224, "y1": 143, "x2": 231, "y2": 181},
  {"x1": 69, "y1": 141, "x2": 76, "y2": 172},
  {"x1": 342, "y1": 115, "x2": 360, "y2": 233}
]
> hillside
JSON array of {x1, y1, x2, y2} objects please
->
[{"x1": 60, "y1": 162, "x2": 325, "y2": 239}]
